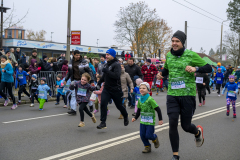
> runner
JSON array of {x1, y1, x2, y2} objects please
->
[{"x1": 157, "y1": 30, "x2": 212, "y2": 160}]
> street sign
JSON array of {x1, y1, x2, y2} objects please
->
[{"x1": 71, "y1": 31, "x2": 81, "y2": 45}]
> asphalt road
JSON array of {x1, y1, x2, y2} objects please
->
[{"x1": 0, "y1": 90, "x2": 240, "y2": 160}]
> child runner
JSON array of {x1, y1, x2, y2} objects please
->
[
  {"x1": 155, "y1": 78, "x2": 163, "y2": 95},
  {"x1": 37, "y1": 77, "x2": 52, "y2": 111},
  {"x1": 132, "y1": 82, "x2": 163, "y2": 153},
  {"x1": 69, "y1": 73, "x2": 97, "y2": 127},
  {"x1": 215, "y1": 68, "x2": 223, "y2": 96},
  {"x1": 29, "y1": 74, "x2": 39, "y2": 107},
  {"x1": 62, "y1": 77, "x2": 71, "y2": 109},
  {"x1": 222, "y1": 75, "x2": 238, "y2": 118},
  {"x1": 237, "y1": 79, "x2": 240, "y2": 95},
  {"x1": 55, "y1": 74, "x2": 67, "y2": 108},
  {"x1": 196, "y1": 73, "x2": 208, "y2": 106},
  {"x1": 16, "y1": 65, "x2": 31, "y2": 105},
  {"x1": 132, "y1": 78, "x2": 143, "y2": 116}
]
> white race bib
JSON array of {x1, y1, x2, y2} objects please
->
[
  {"x1": 156, "y1": 80, "x2": 160, "y2": 85},
  {"x1": 228, "y1": 91, "x2": 235, "y2": 97},
  {"x1": 141, "y1": 112, "x2": 153, "y2": 123},
  {"x1": 171, "y1": 77, "x2": 186, "y2": 89},
  {"x1": 196, "y1": 77, "x2": 203, "y2": 84},
  {"x1": 77, "y1": 88, "x2": 87, "y2": 96}
]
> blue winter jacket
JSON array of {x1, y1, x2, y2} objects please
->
[
  {"x1": 237, "y1": 82, "x2": 240, "y2": 89},
  {"x1": 217, "y1": 66, "x2": 226, "y2": 74},
  {"x1": 215, "y1": 72, "x2": 224, "y2": 84},
  {"x1": 0, "y1": 63, "x2": 14, "y2": 83},
  {"x1": 37, "y1": 84, "x2": 51, "y2": 100},
  {"x1": 133, "y1": 86, "x2": 141, "y2": 101},
  {"x1": 16, "y1": 70, "x2": 29, "y2": 86},
  {"x1": 62, "y1": 77, "x2": 71, "y2": 94},
  {"x1": 56, "y1": 80, "x2": 64, "y2": 95},
  {"x1": 89, "y1": 63, "x2": 96, "y2": 75},
  {"x1": 222, "y1": 82, "x2": 238, "y2": 100}
]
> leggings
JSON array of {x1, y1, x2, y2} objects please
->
[
  {"x1": 227, "y1": 98, "x2": 236, "y2": 115},
  {"x1": 79, "y1": 102, "x2": 93, "y2": 122},
  {"x1": 31, "y1": 89, "x2": 39, "y2": 103},
  {"x1": 56, "y1": 92, "x2": 66, "y2": 104},
  {"x1": 18, "y1": 84, "x2": 30, "y2": 101},
  {"x1": 169, "y1": 112, "x2": 198, "y2": 152},
  {"x1": 197, "y1": 88, "x2": 205, "y2": 103},
  {"x1": 0, "y1": 82, "x2": 15, "y2": 104}
]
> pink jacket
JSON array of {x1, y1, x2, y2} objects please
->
[{"x1": 94, "y1": 83, "x2": 104, "y2": 103}]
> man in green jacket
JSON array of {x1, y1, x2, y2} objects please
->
[{"x1": 157, "y1": 30, "x2": 212, "y2": 160}]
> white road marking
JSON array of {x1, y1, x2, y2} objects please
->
[
  {"x1": 40, "y1": 103, "x2": 240, "y2": 160},
  {"x1": 2, "y1": 113, "x2": 68, "y2": 124}
]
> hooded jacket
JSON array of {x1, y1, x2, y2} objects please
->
[
  {"x1": 29, "y1": 59, "x2": 39, "y2": 75},
  {"x1": 37, "y1": 84, "x2": 51, "y2": 100},
  {"x1": 222, "y1": 81, "x2": 238, "y2": 100},
  {"x1": 125, "y1": 63, "x2": 143, "y2": 85},
  {"x1": 28, "y1": 54, "x2": 40, "y2": 65},
  {"x1": 40, "y1": 59, "x2": 52, "y2": 71},
  {"x1": 29, "y1": 79, "x2": 39, "y2": 91},
  {"x1": 121, "y1": 68, "x2": 134, "y2": 97},
  {"x1": 16, "y1": 70, "x2": 29, "y2": 86},
  {"x1": 0, "y1": 62, "x2": 14, "y2": 83},
  {"x1": 215, "y1": 72, "x2": 224, "y2": 84}
]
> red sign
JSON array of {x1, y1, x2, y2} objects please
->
[{"x1": 71, "y1": 31, "x2": 81, "y2": 45}]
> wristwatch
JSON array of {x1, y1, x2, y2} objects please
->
[{"x1": 195, "y1": 67, "x2": 199, "y2": 72}]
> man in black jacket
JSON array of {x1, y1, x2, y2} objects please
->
[
  {"x1": 125, "y1": 57, "x2": 143, "y2": 108},
  {"x1": 97, "y1": 48, "x2": 129, "y2": 129},
  {"x1": 15, "y1": 48, "x2": 21, "y2": 64}
]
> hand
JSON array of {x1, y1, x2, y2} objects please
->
[
  {"x1": 234, "y1": 91, "x2": 236, "y2": 94},
  {"x1": 50, "y1": 63, "x2": 53, "y2": 66},
  {"x1": 56, "y1": 85, "x2": 59, "y2": 88},
  {"x1": 15, "y1": 63, "x2": 18, "y2": 67},
  {"x1": 157, "y1": 72, "x2": 163, "y2": 80},
  {"x1": 96, "y1": 74, "x2": 99, "y2": 77},
  {"x1": 93, "y1": 91, "x2": 96, "y2": 94},
  {"x1": 158, "y1": 120, "x2": 163, "y2": 125},
  {"x1": 27, "y1": 72, "x2": 31, "y2": 75},
  {"x1": 130, "y1": 89, "x2": 133, "y2": 93},
  {"x1": 145, "y1": 71, "x2": 147, "y2": 74},
  {"x1": 64, "y1": 81, "x2": 67, "y2": 85},
  {"x1": 185, "y1": 66, "x2": 196, "y2": 73},
  {"x1": 91, "y1": 83, "x2": 95, "y2": 86},
  {"x1": 151, "y1": 72, "x2": 153, "y2": 74},
  {"x1": 203, "y1": 83, "x2": 205, "y2": 85},
  {"x1": 102, "y1": 68, "x2": 109, "y2": 73},
  {"x1": 2, "y1": 69, "x2": 5, "y2": 72},
  {"x1": 132, "y1": 118, "x2": 136, "y2": 122}
]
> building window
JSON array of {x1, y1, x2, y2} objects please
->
[
  {"x1": 7, "y1": 30, "x2": 12, "y2": 38},
  {"x1": 18, "y1": 30, "x2": 22, "y2": 39}
]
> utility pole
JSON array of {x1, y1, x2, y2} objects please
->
[
  {"x1": 97, "y1": 39, "x2": 99, "y2": 47},
  {"x1": 185, "y1": 21, "x2": 187, "y2": 49},
  {"x1": 220, "y1": 20, "x2": 228, "y2": 61},
  {"x1": 66, "y1": 0, "x2": 71, "y2": 62},
  {"x1": 51, "y1": 32, "x2": 54, "y2": 42}
]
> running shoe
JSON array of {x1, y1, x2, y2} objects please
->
[
  {"x1": 78, "y1": 122, "x2": 85, "y2": 127},
  {"x1": 171, "y1": 155, "x2": 180, "y2": 160},
  {"x1": 226, "y1": 111, "x2": 229, "y2": 116},
  {"x1": 91, "y1": 113, "x2": 97, "y2": 123},
  {"x1": 93, "y1": 109, "x2": 99, "y2": 114},
  {"x1": 97, "y1": 122, "x2": 107, "y2": 129},
  {"x1": 156, "y1": 93, "x2": 158, "y2": 95},
  {"x1": 132, "y1": 113, "x2": 136, "y2": 116},
  {"x1": 142, "y1": 146, "x2": 151, "y2": 153},
  {"x1": 124, "y1": 116, "x2": 129, "y2": 126},
  {"x1": 63, "y1": 105, "x2": 67, "y2": 108},
  {"x1": 233, "y1": 114, "x2": 237, "y2": 118},
  {"x1": 152, "y1": 137, "x2": 160, "y2": 148},
  {"x1": 203, "y1": 100, "x2": 205, "y2": 105},
  {"x1": 195, "y1": 125, "x2": 204, "y2": 147},
  {"x1": 30, "y1": 103, "x2": 34, "y2": 107},
  {"x1": 198, "y1": 103, "x2": 202, "y2": 107},
  {"x1": 218, "y1": 94, "x2": 220, "y2": 97},
  {"x1": 4, "y1": 99, "x2": 10, "y2": 106},
  {"x1": 107, "y1": 110, "x2": 110, "y2": 115},
  {"x1": 55, "y1": 102, "x2": 59, "y2": 105},
  {"x1": 118, "y1": 114, "x2": 123, "y2": 119},
  {"x1": 11, "y1": 104, "x2": 18, "y2": 110},
  {"x1": 39, "y1": 109, "x2": 43, "y2": 111},
  {"x1": 89, "y1": 106, "x2": 93, "y2": 112},
  {"x1": 17, "y1": 101, "x2": 21, "y2": 105}
]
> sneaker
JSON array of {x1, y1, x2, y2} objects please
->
[
  {"x1": 124, "y1": 116, "x2": 129, "y2": 126},
  {"x1": 171, "y1": 155, "x2": 180, "y2": 160},
  {"x1": 195, "y1": 125, "x2": 204, "y2": 147},
  {"x1": 30, "y1": 103, "x2": 34, "y2": 107},
  {"x1": 17, "y1": 101, "x2": 21, "y2": 105},
  {"x1": 198, "y1": 103, "x2": 202, "y2": 107},
  {"x1": 93, "y1": 109, "x2": 99, "y2": 114},
  {"x1": 78, "y1": 122, "x2": 85, "y2": 127},
  {"x1": 4, "y1": 99, "x2": 10, "y2": 106},
  {"x1": 39, "y1": 109, "x2": 43, "y2": 111},
  {"x1": 142, "y1": 146, "x2": 151, "y2": 153},
  {"x1": 89, "y1": 106, "x2": 93, "y2": 112},
  {"x1": 226, "y1": 111, "x2": 229, "y2": 116},
  {"x1": 130, "y1": 105, "x2": 135, "y2": 109},
  {"x1": 203, "y1": 100, "x2": 205, "y2": 105},
  {"x1": 97, "y1": 122, "x2": 107, "y2": 129},
  {"x1": 67, "y1": 109, "x2": 76, "y2": 115},
  {"x1": 152, "y1": 137, "x2": 160, "y2": 148},
  {"x1": 233, "y1": 114, "x2": 237, "y2": 118},
  {"x1": 118, "y1": 114, "x2": 124, "y2": 119},
  {"x1": 156, "y1": 93, "x2": 158, "y2": 95},
  {"x1": 11, "y1": 104, "x2": 18, "y2": 110},
  {"x1": 63, "y1": 105, "x2": 67, "y2": 108},
  {"x1": 132, "y1": 113, "x2": 136, "y2": 116},
  {"x1": 107, "y1": 110, "x2": 110, "y2": 115},
  {"x1": 91, "y1": 113, "x2": 97, "y2": 123},
  {"x1": 218, "y1": 94, "x2": 220, "y2": 97},
  {"x1": 55, "y1": 102, "x2": 59, "y2": 105},
  {"x1": 109, "y1": 99, "x2": 113, "y2": 104}
]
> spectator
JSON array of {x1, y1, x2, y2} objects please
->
[
  {"x1": 94, "y1": 58, "x2": 99, "y2": 73},
  {"x1": 141, "y1": 59, "x2": 158, "y2": 96},
  {"x1": 0, "y1": 48, "x2": 4, "y2": 56},
  {"x1": 130, "y1": 51, "x2": 133, "y2": 57},
  {"x1": 29, "y1": 50, "x2": 40, "y2": 64},
  {"x1": 10, "y1": 48, "x2": 17, "y2": 64},
  {"x1": 40, "y1": 55, "x2": 53, "y2": 71},
  {"x1": 125, "y1": 52, "x2": 131, "y2": 61},
  {"x1": 84, "y1": 55, "x2": 87, "y2": 59},
  {"x1": 29, "y1": 59, "x2": 40, "y2": 75},
  {"x1": 121, "y1": 51, "x2": 125, "y2": 59},
  {"x1": 118, "y1": 58, "x2": 123, "y2": 64},
  {"x1": 235, "y1": 66, "x2": 240, "y2": 81},
  {"x1": 15, "y1": 48, "x2": 21, "y2": 63},
  {"x1": 51, "y1": 57, "x2": 62, "y2": 72},
  {"x1": 19, "y1": 53, "x2": 27, "y2": 65},
  {"x1": 87, "y1": 58, "x2": 96, "y2": 75},
  {"x1": 97, "y1": 55, "x2": 107, "y2": 76},
  {"x1": 61, "y1": 60, "x2": 68, "y2": 78}
]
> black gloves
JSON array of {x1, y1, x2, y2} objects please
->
[
  {"x1": 102, "y1": 68, "x2": 109, "y2": 73},
  {"x1": 96, "y1": 85, "x2": 101, "y2": 90},
  {"x1": 84, "y1": 67, "x2": 90, "y2": 72}
]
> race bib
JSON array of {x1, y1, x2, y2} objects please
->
[
  {"x1": 141, "y1": 112, "x2": 153, "y2": 123},
  {"x1": 18, "y1": 74, "x2": 23, "y2": 79},
  {"x1": 39, "y1": 91, "x2": 44, "y2": 97},
  {"x1": 217, "y1": 77, "x2": 221, "y2": 81},
  {"x1": 196, "y1": 77, "x2": 203, "y2": 84},
  {"x1": 156, "y1": 80, "x2": 160, "y2": 85},
  {"x1": 77, "y1": 88, "x2": 87, "y2": 96},
  {"x1": 171, "y1": 77, "x2": 185, "y2": 89},
  {"x1": 228, "y1": 91, "x2": 235, "y2": 97}
]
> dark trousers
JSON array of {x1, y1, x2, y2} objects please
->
[
  {"x1": 31, "y1": 89, "x2": 39, "y2": 103},
  {"x1": 0, "y1": 82, "x2": 15, "y2": 104},
  {"x1": 56, "y1": 92, "x2": 66, "y2": 104},
  {"x1": 18, "y1": 84, "x2": 30, "y2": 101},
  {"x1": 198, "y1": 88, "x2": 205, "y2": 103},
  {"x1": 100, "y1": 89, "x2": 128, "y2": 122},
  {"x1": 79, "y1": 102, "x2": 92, "y2": 122},
  {"x1": 163, "y1": 79, "x2": 168, "y2": 89},
  {"x1": 216, "y1": 84, "x2": 221, "y2": 94},
  {"x1": 127, "y1": 86, "x2": 135, "y2": 106},
  {"x1": 140, "y1": 124, "x2": 157, "y2": 146}
]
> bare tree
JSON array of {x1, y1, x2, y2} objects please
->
[
  {"x1": 114, "y1": 1, "x2": 158, "y2": 57},
  {"x1": 26, "y1": 29, "x2": 47, "y2": 41}
]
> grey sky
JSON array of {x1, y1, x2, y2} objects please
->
[{"x1": 5, "y1": 0, "x2": 230, "y2": 54}]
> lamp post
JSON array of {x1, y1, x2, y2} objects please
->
[
  {"x1": 66, "y1": 0, "x2": 71, "y2": 62},
  {"x1": 51, "y1": 32, "x2": 54, "y2": 42},
  {"x1": 0, "y1": 0, "x2": 10, "y2": 48},
  {"x1": 220, "y1": 20, "x2": 228, "y2": 58}
]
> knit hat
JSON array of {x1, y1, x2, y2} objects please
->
[
  {"x1": 100, "y1": 55, "x2": 106, "y2": 59},
  {"x1": 42, "y1": 55, "x2": 47, "y2": 59},
  {"x1": 140, "y1": 82, "x2": 150, "y2": 91},
  {"x1": 136, "y1": 78, "x2": 143, "y2": 86},
  {"x1": 1, "y1": 55, "x2": 7, "y2": 60},
  {"x1": 106, "y1": 49, "x2": 116, "y2": 58},
  {"x1": 133, "y1": 75, "x2": 139, "y2": 82},
  {"x1": 217, "y1": 62, "x2": 221, "y2": 66},
  {"x1": 41, "y1": 77, "x2": 47, "y2": 82},
  {"x1": 172, "y1": 30, "x2": 187, "y2": 46},
  {"x1": 32, "y1": 49, "x2": 37, "y2": 53},
  {"x1": 229, "y1": 75, "x2": 234, "y2": 79},
  {"x1": 146, "y1": 59, "x2": 151, "y2": 63},
  {"x1": 32, "y1": 74, "x2": 37, "y2": 79},
  {"x1": 57, "y1": 74, "x2": 62, "y2": 79},
  {"x1": 218, "y1": 68, "x2": 221, "y2": 71}
]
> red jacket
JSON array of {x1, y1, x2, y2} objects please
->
[
  {"x1": 141, "y1": 64, "x2": 158, "y2": 82},
  {"x1": 156, "y1": 79, "x2": 163, "y2": 88},
  {"x1": 125, "y1": 54, "x2": 131, "y2": 61}
]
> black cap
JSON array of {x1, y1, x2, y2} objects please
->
[
  {"x1": 100, "y1": 55, "x2": 106, "y2": 59},
  {"x1": 146, "y1": 59, "x2": 151, "y2": 63},
  {"x1": 172, "y1": 30, "x2": 187, "y2": 46}
]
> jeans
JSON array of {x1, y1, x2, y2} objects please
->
[
  {"x1": 140, "y1": 124, "x2": 157, "y2": 146},
  {"x1": 163, "y1": 79, "x2": 168, "y2": 89},
  {"x1": 127, "y1": 86, "x2": 135, "y2": 106},
  {"x1": 31, "y1": 89, "x2": 39, "y2": 103},
  {"x1": 57, "y1": 92, "x2": 66, "y2": 104}
]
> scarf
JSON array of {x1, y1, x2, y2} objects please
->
[
  {"x1": 1, "y1": 60, "x2": 9, "y2": 69},
  {"x1": 101, "y1": 60, "x2": 106, "y2": 64},
  {"x1": 171, "y1": 47, "x2": 185, "y2": 57},
  {"x1": 140, "y1": 93, "x2": 150, "y2": 103}
]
